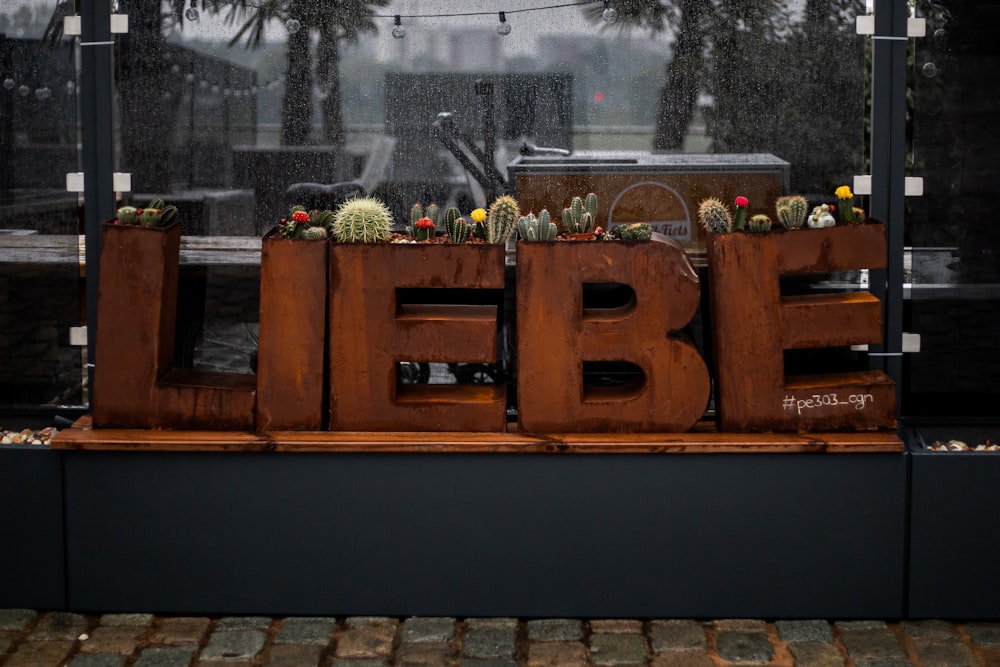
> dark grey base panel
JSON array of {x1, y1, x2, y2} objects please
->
[
  {"x1": 0, "y1": 448, "x2": 66, "y2": 609},
  {"x1": 64, "y1": 451, "x2": 906, "y2": 618},
  {"x1": 908, "y1": 427, "x2": 1000, "y2": 619}
]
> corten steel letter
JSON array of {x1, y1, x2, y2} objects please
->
[
  {"x1": 516, "y1": 234, "x2": 710, "y2": 433},
  {"x1": 256, "y1": 234, "x2": 328, "y2": 431},
  {"x1": 328, "y1": 244, "x2": 507, "y2": 431},
  {"x1": 707, "y1": 223, "x2": 896, "y2": 432},
  {"x1": 93, "y1": 222, "x2": 256, "y2": 430}
]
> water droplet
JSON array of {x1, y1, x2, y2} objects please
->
[
  {"x1": 184, "y1": 6, "x2": 199, "y2": 21},
  {"x1": 285, "y1": 18, "x2": 301, "y2": 34},
  {"x1": 3, "y1": 78, "x2": 15, "y2": 91},
  {"x1": 18, "y1": 85, "x2": 30, "y2": 96},
  {"x1": 922, "y1": 61, "x2": 938, "y2": 78},
  {"x1": 35, "y1": 87, "x2": 51, "y2": 100},
  {"x1": 171, "y1": 64, "x2": 181, "y2": 74},
  {"x1": 496, "y1": 21, "x2": 511, "y2": 36},
  {"x1": 603, "y1": 7, "x2": 618, "y2": 23},
  {"x1": 392, "y1": 25, "x2": 405, "y2": 39},
  {"x1": 185, "y1": 73, "x2": 195, "y2": 83}
]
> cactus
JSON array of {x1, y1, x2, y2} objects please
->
[
  {"x1": 518, "y1": 209, "x2": 557, "y2": 242},
  {"x1": 425, "y1": 203, "x2": 440, "y2": 226},
  {"x1": 414, "y1": 217, "x2": 436, "y2": 242},
  {"x1": 301, "y1": 226, "x2": 329, "y2": 241},
  {"x1": 835, "y1": 185, "x2": 857, "y2": 224},
  {"x1": 562, "y1": 193, "x2": 597, "y2": 233},
  {"x1": 748, "y1": 214, "x2": 772, "y2": 233},
  {"x1": 486, "y1": 195, "x2": 519, "y2": 244},
  {"x1": 444, "y1": 207, "x2": 469, "y2": 243},
  {"x1": 775, "y1": 195, "x2": 809, "y2": 229},
  {"x1": 698, "y1": 197, "x2": 732, "y2": 234},
  {"x1": 470, "y1": 208, "x2": 488, "y2": 240},
  {"x1": 116, "y1": 206, "x2": 137, "y2": 225},
  {"x1": 117, "y1": 198, "x2": 177, "y2": 228},
  {"x1": 733, "y1": 196, "x2": 748, "y2": 231},
  {"x1": 410, "y1": 202, "x2": 424, "y2": 227},
  {"x1": 332, "y1": 196, "x2": 394, "y2": 243},
  {"x1": 616, "y1": 222, "x2": 653, "y2": 241}
]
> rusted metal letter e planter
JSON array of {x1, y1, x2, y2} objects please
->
[{"x1": 707, "y1": 223, "x2": 896, "y2": 432}]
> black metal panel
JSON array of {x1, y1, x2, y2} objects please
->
[
  {"x1": 908, "y1": 427, "x2": 1000, "y2": 619},
  {"x1": 64, "y1": 451, "x2": 905, "y2": 618},
  {"x1": 0, "y1": 448, "x2": 66, "y2": 609}
]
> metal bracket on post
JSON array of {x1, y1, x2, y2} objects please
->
[
  {"x1": 854, "y1": 175, "x2": 923, "y2": 197},
  {"x1": 856, "y1": 15, "x2": 925, "y2": 38},
  {"x1": 64, "y1": 14, "x2": 128, "y2": 36}
]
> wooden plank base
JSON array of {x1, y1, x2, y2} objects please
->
[{"x1": 53, "y1": 416, "x2": 902, "y2": 454}]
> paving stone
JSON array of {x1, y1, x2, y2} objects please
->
[
  {"x1": 526, "y1": 619, "x2": 583, "y2": 642},
  {"x1": 336, "y1": 623, "x2": 397, "y2": 658},
  {"x1": 588, "y1": 632, "x2": 648, "y2": 666},
  {"x1": 4, "y1": 639, "x2": 75, "y2": 666},
  {"x1": 836, "y1": 620, "x2": 887, "y2": 632},
  {"x1": 0, "y1": 609, "x2": 38, "y2": 631},
  {"x1": 330, "y1": 659, "x2": 390, "y2": 667},
  {"x1": 714, "y1": 619, "x2": 768, "y2": 633},
  {"x1": 716, "y1": 631, "x2": 774, "y2": 663},
  {"x1": 650, "y1": 653, "x2": 715, "y2": 667},
  {"x1": 150, "y1": 618, "x2": 212, "y2": 645},
  {"x1": 458, "y1": 659, "x2": 518, "y2": 667},
  {"x1": 840, "y1": 629, "x2": 907, "y2": 663},
  {"x1": 526, "y1": 640, "x2": 589, "y2": 666},
  {"x1": 68, "y1": 654, "x2": 128, "y2": 667},
  {"x1": 964, "y1": 622, "x2": 1000, "y2": 646},
  {"x1": 79, "y1": 625, "x2": 146, "y2": 655},
  {"x1": 462, "y1": 626, "x2": 517, "y2": 659},
  {"x1": 134, "y1": 646, "x2": 198, "y2": 667},
  {"x1": 99, "y1": 613, "x2": 155, "y2": 627},
  {"x1": 788, "y1": 642, "x2": 845, "y2": 667},
  {"x1": 401, "y1": 617, "x2": 457, "y2": 644},
  {"x1": 396, "y1": 642, "x2": 458, "y2": 665},
  {"x1": 464, "y1": 618, "x2": 518, "y2": 631},
  {"x1": 590, "y1": 619, "x2": 643, "y2": 634},
  {"x1": 29, "y1": 612, "x2": 89, "y2": 641},
  {"x1": 900, "y1": 620, "x2": 957, "y2": 640},
  {"x1": 274, "y1": 617, "x2": 336, "y2": 645},
  {"x1": 215, "y1": 617, "x2": 272, "y2": 631},
  {"x1": 909, "y1": 638, "x2": 977, "y2": 666},
  {"x1": 200, "y1": 630, "x2": 267, "y2": 661},
  {"x1": 648, "y1": 620, "x2": 705, "y2": 652},
  {"x1": 345, "y1": 617, "x2": 397, "y2": 630},
  {"x1": 776, "y1": 620, "x2": 833, "y2": 644},
  {"x1": 264, "y1": 643, "x2": 324, "y2": 667}
]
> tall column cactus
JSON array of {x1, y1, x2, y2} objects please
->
[
  {"x1": 562, "y1": 193, "x2": 598, "y2": 233},
  {"x1": 518, "y1": 209, "x2": 557, "y2": 241},
  {"x1": 444, "y1": 207, "x2": 469, "y2": 244},
  {"x1": 486, "y1": 195, "x2": 519, "y2": 244}
]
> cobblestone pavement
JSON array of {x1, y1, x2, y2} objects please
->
[{"x1": 2, "y1": 611, "x2": 1000, "y2": 666}]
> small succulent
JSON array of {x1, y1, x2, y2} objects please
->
[
  {"x1": 470, "y1": 207, "x2": 488, "y2": 240},
  {"x1": 775, "y1": 195, "x2": 809, "y2": 229},
  {"x1": 414, "y1": 217, "x2": 436, "y2": 242},
  {"x1": 277, "y1": 205, "x2": 335, "y2": 240},
  {"x1": 615, "y1": 222, "x2": 653, "y2": 241},
  {"x1": 835, "y1": 185, "x2": 857, "y2": 224},
  {"x1": 116, "y1": 198, "x2": 178, "y2": 228},
  {"x1": 698, "y1": 197, "x2": 732, "y2": 234}
]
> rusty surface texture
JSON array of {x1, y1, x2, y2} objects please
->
[
  {"x1": 256, "y1": 233, "x2": 328, "y2": 431},
  {"x1": 707, "y1": 223, "x2": 897, "y2": 432},
  {"x1": 516, "y1": 235, "x2": 710, "y2": 433},
  {"x1": 328, "y1": 243, "x2": 507, "y2": 431}
]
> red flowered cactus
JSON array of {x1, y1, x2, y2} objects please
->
[
  {"x1": 414, "y1": 217, "x2": 436, "y2": 242},
  {"x1": 292, "y1": 210, "x2": 310, "y2": 224},
  {"x1": 277, "y1": 204, "x2": 336, "y2": 240},
  {"x1": 733, "y1": 196, "x2": 749, "y2": 231}
]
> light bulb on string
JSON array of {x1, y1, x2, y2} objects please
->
[
  {"x1": 392, "y1": 15, "x2": 405, "y2": 39},
  {"x1": 496, "y1": 12, "x2": 511, "y2": 35},
  {"x1": 184, "y1": 0, "x2": 199, "y2": 22},
  {"x1": 602, "y1": 1, "x2": 618, "y2": 24},
  {"x1": 285, "y1": 18, "x2": 301, "y2": 34}
]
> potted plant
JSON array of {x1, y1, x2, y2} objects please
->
[
  {"x1": 256, "y1": 206, "x2": 336, "y2": 431},
  {"x1": 515, "y1": 192, "x2": 710, "y2": 433},
  {"x1": 93, "y1": 198, "x2": 256, "y2": 430},
  {"x1": 327, "y1": 195, "x2": 508, "y2": 432},
  {"x1": 703, "y1": 188, "x2": 896, "y2": 432}
]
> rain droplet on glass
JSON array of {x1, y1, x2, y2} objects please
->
[
  {"x1": 286, "y1": 18, "x2": 301, "y2": 34},
  {"x1": 184, "y1": 6, "x2": 199, "y2": 21},
  {"x1": 922, "y1": 62, "x2": 938, "y2": 78},
  {"x1": 3, "y1": 78, "x2": 15, "y2": 91}
]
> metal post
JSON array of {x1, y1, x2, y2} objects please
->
[
  {"x1": 79, "y1": 0, "x2": 116, "y2": 410},
  {"x1": 868, "y1": 0, "x2": 907, "y2": 411}
]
